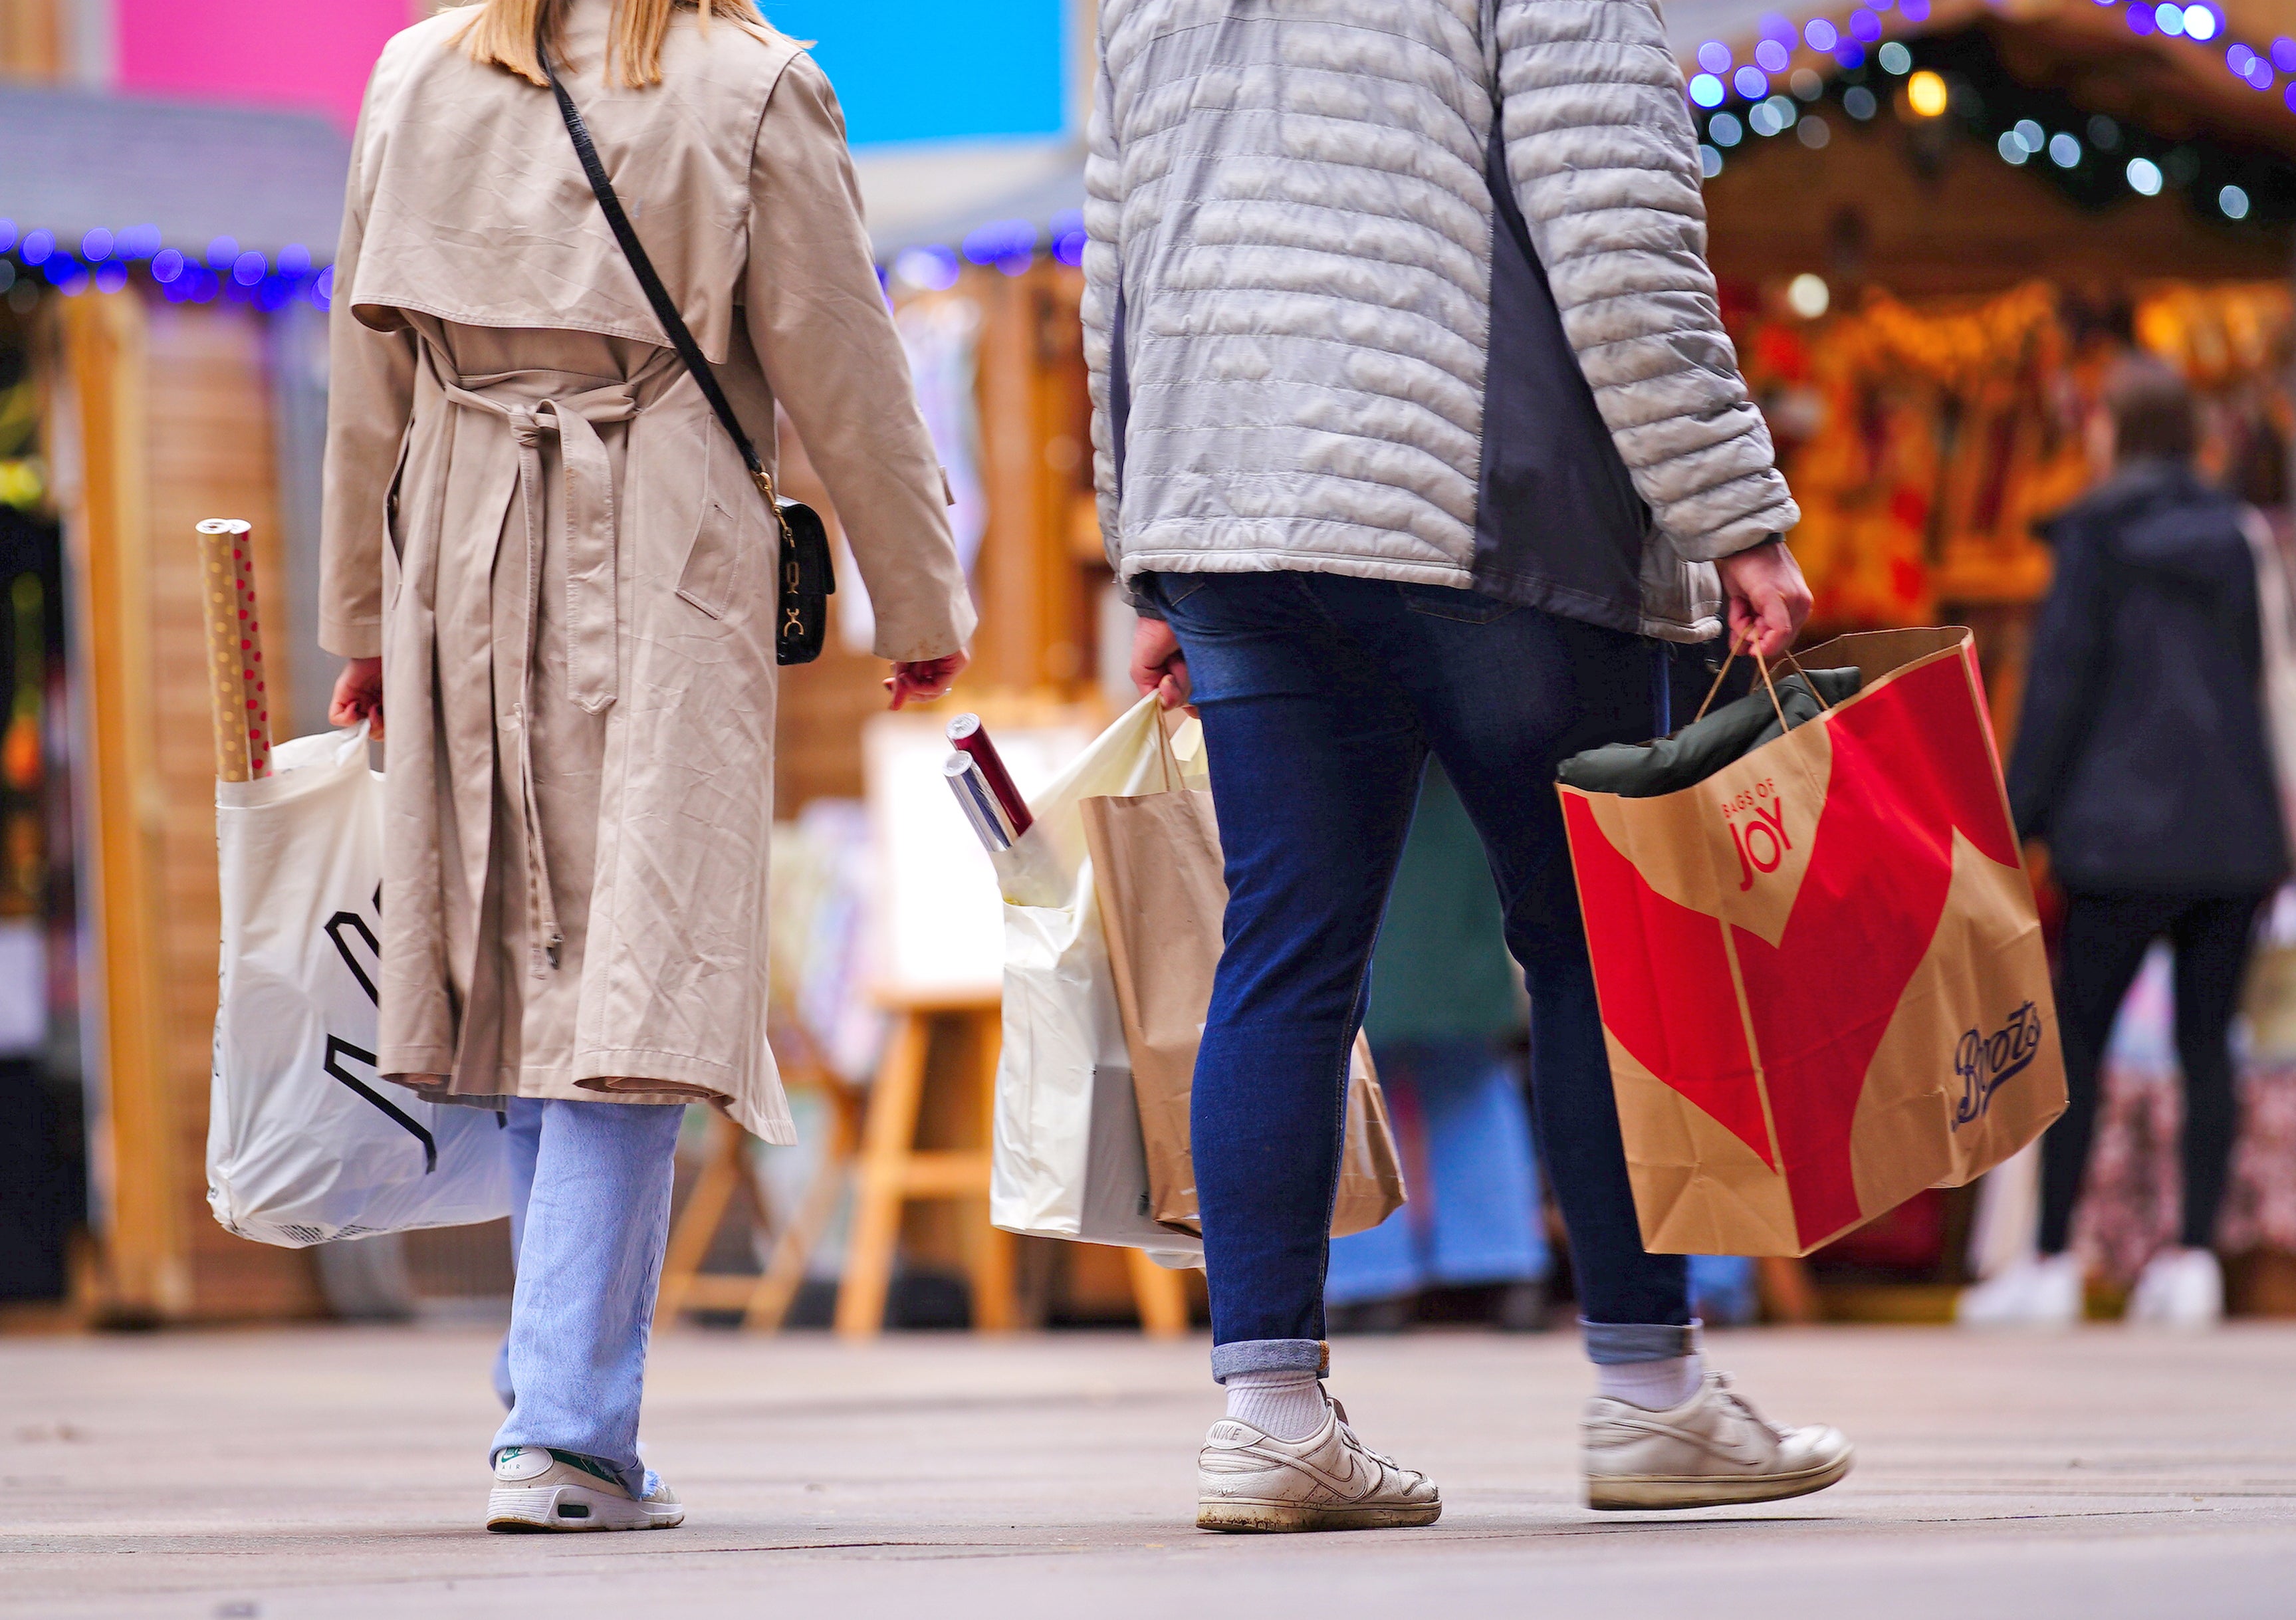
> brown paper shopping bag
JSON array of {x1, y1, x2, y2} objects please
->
[
  {"x1": 1559, "y1": 628, "x2": 2067, "y2": 1257},
  {"x1": 1081, "y1": 719, "x2": 1405, "y2": 1240}
]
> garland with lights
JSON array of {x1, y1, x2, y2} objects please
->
[
  {"x1": 0, "y1": 219, "x2": 334, "y2": 312},
  {"x1": 1689, "y1": 10, "x2": 2294, "y2": 229},
  {"x1": 0, "y1": 197, "x2": 1087, "y2": 315}
]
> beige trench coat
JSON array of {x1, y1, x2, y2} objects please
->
[{"x1": 319, "y1": 1, "x2": 975, "y2": 1141}]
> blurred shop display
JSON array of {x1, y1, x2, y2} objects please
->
[
  {"x1": 1741, "y1": 283, "x2": 2289, "y2": 638},
  {"x1": 1673, "y1": 0, "x2": 2296, "y2": 1322},
  {"x1": 0, "y1": 374, "x2": 78, "y2": 1312}
]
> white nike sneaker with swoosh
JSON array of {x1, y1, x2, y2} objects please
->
[
  {"x1": 1583, "y1": 1371, "x2": 1852, "y2": 1510},
  {"x1": 486, "y1": 1446, "x2": 685, "y2": 1533},
  {"x1": 1197, "y1": 1395, "x2": 1441, "y2": 1532}
]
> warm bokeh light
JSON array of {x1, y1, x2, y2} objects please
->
[
  {"x1": 1906, "y1": 69, "x2": 1950, "y2": 117},
  {"x1": 1787, "y1": 273, "x2": 1832, "y2": 319}
]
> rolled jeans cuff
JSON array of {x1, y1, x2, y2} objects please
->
[
  {"x1": 1580, "y1": 1318, "x2": 1702, "y2": 1365},
  {"x1": 1210, "y1": 1338, "x2": 1327, "y2": 1384}
]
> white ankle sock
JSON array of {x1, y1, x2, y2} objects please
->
[
  {"x1": 1596, "y1": 1353, "x2": 1704, "y2": 1411},
  {"x1": 1224, "y1": 1369, "x2": 1327, "y2": 1441}
]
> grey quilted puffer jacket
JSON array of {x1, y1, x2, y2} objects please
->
[{"x1": 1083, "y1": 0, "x2": 1799, "y2": 643}]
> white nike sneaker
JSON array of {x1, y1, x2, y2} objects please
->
[
  {"x1": 1956, "y1": 1252, "x2": 2085, "y2": 1329},
  {"x1": 486, "y1": 1446, "x2": 685, "y2": 1533},
  {"x1": 1583, "y1": 1371, "x2": 1853, "y2": 1511},
  {"x1": 1197, "y1": 1395, "x2": 1441, "y2": 1532},
  {"x1": 2126, "y1": 1246, "x2": 2224, "y2": 1329}
]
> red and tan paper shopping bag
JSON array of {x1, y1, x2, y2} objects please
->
[{"x1": 1559, "y1": 628, "x2": 2067, "y2": 1257}]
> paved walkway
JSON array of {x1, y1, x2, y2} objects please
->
[{"x1": 7, "y1": 1322, "x2": 2294, "y2": 1618}]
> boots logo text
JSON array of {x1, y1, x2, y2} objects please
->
[{"x1": 1952, "y1": 1001, "x2": 2043, "y2": 1129}]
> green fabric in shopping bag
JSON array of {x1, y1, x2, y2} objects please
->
[{"x1": 1557, "y1": 667, "x2": 1863, "y2": 800}]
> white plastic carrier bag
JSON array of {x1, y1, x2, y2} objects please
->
[
  {"x1": 988, "y1": 696, "x2": 1205, "y2": 1262},
  {"x1": 207, "y1": 726, "x2": 509, "y2": 1246}
]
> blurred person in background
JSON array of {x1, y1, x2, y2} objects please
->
[
  {"x1": 321, "y1": 0, "x2": 972, "y2": 1532},
  {"x1": 1963, "y1": 356, "x2": 2289, "y2": 1330},
  {"x1": 1097, "y1": 0, "x2": 1851, "y2": 1529},
  {"x1": 1324, "y1": 762, "x2": 1551, "y2": 1337}
]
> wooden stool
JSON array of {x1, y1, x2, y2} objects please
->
[
  {"x1": 1125, "y1": 1248, "x2": 1192, "y2": 1338},
  {"x1": 1758, "y1": 1255, "x2": 1821, "y2": 1324},
  {"x1": 834, "y1": 996, "x2": 1015, "y2": 1335},
  {"x1": 657, "y1": 1061, "x2": 862, "y2": 1331},
  {"x1": 833, "y1": 994, "x2": 1197, "y2": 1338}
]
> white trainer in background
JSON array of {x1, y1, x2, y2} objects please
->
[
  {"x1": 486, "y1": 1446, "x2": 685, "y2": 1533},
  {"x1": 1197, "y1": 1394, "x2": 1441, "y2": 1532},
  {"x1": 2126, "y1": 1246, "x2": 2224, "y2": 1329},
  {"x1": 1956, "y1": 1251, "x2": 2085, "y2": 1328},
  {"x1": 1582, "y1": 1371, "x2": 1853, "y2": 1510}
]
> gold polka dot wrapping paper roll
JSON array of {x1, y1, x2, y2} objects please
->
[{"x1": 195, "y1": 519, "x2": 271, "y2": 782}]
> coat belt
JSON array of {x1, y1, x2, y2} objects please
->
[
  {"x1": 441, "y1": 380, "x2": 637, "y2": 711},
  {"x1": 441, "y1": 377, "x2": 639, "y2": 976}
]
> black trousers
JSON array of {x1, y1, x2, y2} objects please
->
[{"x1": 2039, "y1": 890, "x2": 2269, "y2": 1255}]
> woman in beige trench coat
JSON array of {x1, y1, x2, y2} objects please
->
[{"x1": 319, "y1": 0, "x2": 973, "y2": 1532}]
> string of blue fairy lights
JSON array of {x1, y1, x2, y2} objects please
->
[
  {"x1": 1690, "y1": 0, "x2": 2279, "y2": 113},
  {"x1": 0, "y1": 194, "x2": 1084, "y2": 310},
  {"x1": 0, "y1": 219, "x2": 333, "y2": 310},
  {"x1": 2, "y1": 7, "x2": 2283, "y2": 312},
  {"x1": 0, "y1": 203, "x2": 1078, "y2": 310},
  {"x1": 1686, "y1": 4, "x2": 2290, "y2": 225},
  {"x1": 885, "y1": 209, "x2": 1087, "y2": 296}
]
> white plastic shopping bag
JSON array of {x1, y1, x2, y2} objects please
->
[
  {"x1": 988, "y1": 697, "x2": 1205, "y2": 1261},
  {"x1": 207, "y1": 727, "x2": 509, "y2": 1246}
]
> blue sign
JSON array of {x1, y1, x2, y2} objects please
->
[{"x1": 762, "y1": 1, "x2": 1071, "y2": 146}]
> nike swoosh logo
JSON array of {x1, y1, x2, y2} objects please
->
[
  {"x1": 1259, "y1": 1446, "x2": 1373, "y2": 1500},
  {"x1": 1604, "y1": 1416, "x2": 1768, "y2": 1466}
]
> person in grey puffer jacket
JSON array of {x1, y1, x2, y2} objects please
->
[{"x1": 1088, "y1": 0, "x2": 1852, "y2": 1528}]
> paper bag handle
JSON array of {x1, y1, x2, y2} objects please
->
[
  {"x1": 1152, "y1": 703, "x2": 1185, "y2": 794},
  {"x1": 1691, "y1": 630, "x2": 1835, "y2": 731}
]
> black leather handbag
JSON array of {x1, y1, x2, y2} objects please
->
[{"x1": 541, "y1": 33, "x2": 832, "y2": 665}]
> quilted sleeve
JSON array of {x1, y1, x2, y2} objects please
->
[
  {"x1": 1495, "y1": 0, "x2": 1798, "y2": 562},
  {"x1": 1081, "y1": 50, "x2": 1131, "y2": 594}
]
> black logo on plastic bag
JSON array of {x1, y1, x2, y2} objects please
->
[{"x1": 324, "y1": 893, "x2": 438, "y2": 1173}]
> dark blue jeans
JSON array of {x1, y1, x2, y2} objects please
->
[{"x1": 1141, "y1": 571, "x2": 1693, "y2": 1379}]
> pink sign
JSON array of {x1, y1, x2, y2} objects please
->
[{"x1": 116, "y1": 0, "x2": 415, "y2": 129}]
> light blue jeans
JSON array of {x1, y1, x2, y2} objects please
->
[
  {"x1": 489, "y1": 1096, "x2": 685, "y2": 1496},
  {"x1": 1326, "y1": 1038, "x2": 1550, "y2": 1307}
]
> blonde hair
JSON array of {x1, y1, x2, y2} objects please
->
[{"x1": 455, "y1": 0, "x2": 769, "y2": 90}]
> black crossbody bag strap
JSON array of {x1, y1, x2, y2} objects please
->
[
  {"x1": 540, "y1": 30, "x2": 834, "y2": 663},
  {"x1": 540, "y1": 38, "x2": 771, "y2": 499}
]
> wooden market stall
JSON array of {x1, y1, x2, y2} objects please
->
[
  {"x1": 1, "y1": 78, "x2": 350, "y2": 1326},
  {"x1": 28, "y1": 270, "x2": 324, "y2": 1324}
]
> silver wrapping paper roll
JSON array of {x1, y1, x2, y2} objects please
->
[{"x1": 945, "y1": 751, "x2": 1018, "y2": 852}]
